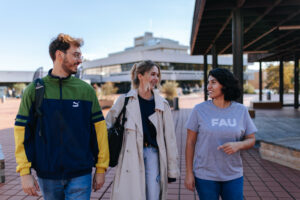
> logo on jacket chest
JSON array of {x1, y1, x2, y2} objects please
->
[
  {"x1": 72, "y1": 101, "x2": 80, "y2": 108},
  {"x1": 211, "y1": 118, "x2": 237, "y2": 127}
]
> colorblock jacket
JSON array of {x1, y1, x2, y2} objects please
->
[{"x1": 14, "y1": 69, "x2": 109, "y2": 179}]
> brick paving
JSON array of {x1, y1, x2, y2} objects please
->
[{"x1": 1, "y1": 98, "x2": 300, "y2": 199}]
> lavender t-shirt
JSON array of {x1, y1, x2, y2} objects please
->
[{"x1": 185, "y1": 100, "x2": 257, "y2": 181}]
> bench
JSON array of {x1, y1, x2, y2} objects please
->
[
  {"x1": 0, "y1": 160, "x2": 4, "y2": 183},
  {"x1": 251, "y1": 101, "x2": 282, "y2": 109},
  {"x1": 248, "y1": 109, "x2": 255, "y2": 118},
  {"x1": 0, "y1": 144, "x2": 4, "y2": 183},
  {"x1": 259, "y1": 141, "x2": 300, "y2": 171}
]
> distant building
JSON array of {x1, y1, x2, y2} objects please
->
[
  {"x1": 0, "y1": 71, "x2": 37, "y2": 84},
  {"x1": 0, "y1": 70, "x2": 47, "y2": 85},
  {"x1": 82, "y1": 32, "x2": 249, "y2": 92},
  {"x1": 247, "y1": 70, "x2": 267, "y2": 90}
]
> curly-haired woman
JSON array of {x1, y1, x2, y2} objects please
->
[{"x1": 184, "y1": 68, "x2": 257, "y2": 200}]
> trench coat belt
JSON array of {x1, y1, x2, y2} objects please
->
[{"x1": 144, "y1": 141, "x2": 157, "y2": 148}]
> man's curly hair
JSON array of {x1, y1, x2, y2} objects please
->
[
  {"x1": 49, "y1": 33, "x2": 83, "y2": 61},
  {"x1": 208, "y1": 68, "x2": 241, "y2": 101}
]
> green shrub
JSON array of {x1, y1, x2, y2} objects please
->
[
  {"x1": 13, "y1": 83, "x2": 27, "y2": 96},
  {"x1": 99, "y1": 82, "x2": 118, "y2": 99},
  {"x1": 244, "y1": 83, "x2": 256, "y2": 94},
  {"x1": 161, "y1": 81, "x2": 178, "y2": 100}
]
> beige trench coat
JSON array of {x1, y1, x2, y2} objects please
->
[{"x1": 106, "y1": 89, "x2": 180, "y2": 200}]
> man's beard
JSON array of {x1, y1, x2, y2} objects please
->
[{"x1": 62, "y1": 58, "x2": 78, "y2": 75}]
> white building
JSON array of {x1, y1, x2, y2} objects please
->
[
  {"x1": 82, "y1": 32, "x2": 249, "y2": 86},
  {"x1": 0, "y1": 70, "x2": 48, "y2": 84}
]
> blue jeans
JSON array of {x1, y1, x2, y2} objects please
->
[
  {"x1": 195, "y1": 176, "x2": 243, "y2": 200},
  {"x1": 38, "y1": 174, "x2": 92, "y2": 200},
  {"x1": 143, "y1": 147, "x2": 160, "y2": 200}
]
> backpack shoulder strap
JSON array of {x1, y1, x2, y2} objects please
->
[
  {"x1": 34, "y1": 78, "x2": 45, "y2": 137},
  {"x1": 115, "y1": 95, "x2": 129, "y2": 125},
  {"x1": 34, "y1": 78, "x2": 44, "y2": 116},
  {"x1": 120, "y1": 97, "x2": 129, "y2": 126}
]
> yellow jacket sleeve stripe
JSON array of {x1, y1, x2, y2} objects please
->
[
  {"x1": 14, "y1": 125, "x2": 31, "y2": 176},
  {"x1": 94, "y1": 120, "x2": 109, "y2": 173}
]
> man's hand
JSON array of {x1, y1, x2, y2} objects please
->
[
  {"x1": 184, "y1": 172, "x2": 195, "y2": 191},
  {"x1": 21, "y1": 174, "x2": 40, "y2": 196},
  {"x1": 217, "y1": 142, "x2": 241, "y2": 155},
  {"x1": 93, "y1": 173, "x2": 105, "y2": 192}
]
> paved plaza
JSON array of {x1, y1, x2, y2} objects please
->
[{"x1": 0, "y1": 96, "x2": 300, "y2": 199}]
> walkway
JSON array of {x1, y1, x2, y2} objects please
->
[{"x1": 0, "y1": 99, "x2": 300, "y2": 199}]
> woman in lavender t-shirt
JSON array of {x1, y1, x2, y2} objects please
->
[{"x1": 184, "y1": 68, "x2": 257, "y2": 200}]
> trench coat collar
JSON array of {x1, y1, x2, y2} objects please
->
[{"x1": 125, "y1": 89, "x2": 166, "y2": 112}]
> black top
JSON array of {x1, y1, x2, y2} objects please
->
[{"x1": 138, "y1": 95, "x2": 158, "y2": 147}]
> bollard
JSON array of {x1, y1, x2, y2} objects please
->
[
  {"x1": 0, "y1": 144, "x2": 5, "y2": 183},
  {"x1": 267, "y1": 91, "x2": 271, "y2": 100},
  {"x1": 1, "y1": 95, "x2": 5, "y2": 103},
  {"x1": 173, "y1": 97, "x2": 179, "y2": 110}
]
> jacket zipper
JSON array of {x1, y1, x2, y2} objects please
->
[
  {"x1": 59, "y1": 79, "x2": 63, "y2": 101},
  {"x1": 59, "y1": 79, "x2": 64, "y2": 175}
]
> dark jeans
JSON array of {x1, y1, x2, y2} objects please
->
[{"x1": 195, "y1": 176, "x2": 243, "y2": 200}]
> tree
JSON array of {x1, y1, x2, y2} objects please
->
[{"x1": 265, "y1": 63, "x2": 294, "y2": 93}]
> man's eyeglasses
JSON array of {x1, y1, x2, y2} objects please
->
[
  {"x1": 70, "y1": 52, "x2": 83, "y2": 60},
  {"x1": 60, "y1": 50, "x2": 83, "y2": 60}
]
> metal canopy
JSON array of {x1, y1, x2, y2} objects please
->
[{"x1": 191, "y1": 0, "x2": 300, "y2": 62}]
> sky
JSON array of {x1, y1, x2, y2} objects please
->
[{"x1": 0, "y1": 0, "x2": 195, "y2": 71}]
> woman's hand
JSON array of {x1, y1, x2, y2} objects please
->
[
  {"x1": 185, "y1": 129, "x2": 197, "y2": 191},
  {"x1": 184, "y1": 172, "x2": 195, "y2": 191},
  {"x1": 218, "y1": 134, "x2": 256, "y2": 155},
  {"x1": 217, "y1": 142, "x2": 241, "y2": 155}
]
